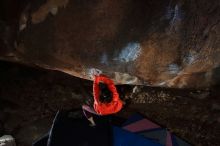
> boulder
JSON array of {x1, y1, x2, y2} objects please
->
[{"x1": 0, "y1": 0, "x2": 220, "y2": 88}]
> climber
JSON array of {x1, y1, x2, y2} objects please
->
[{"x1": 82, "y1": 75, "x2": 123, "y2": 122}]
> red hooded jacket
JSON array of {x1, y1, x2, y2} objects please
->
[{"x1": 93, "y1": 75, "x2": 123, "y2": 115}]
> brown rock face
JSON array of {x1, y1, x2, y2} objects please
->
[{"x1": 0, "y1": 0, "x2": 220, "y2": 88}]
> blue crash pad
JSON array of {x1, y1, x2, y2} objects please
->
[{"x1": 112, "y1": 126, "x2": 163, "y2": 146}]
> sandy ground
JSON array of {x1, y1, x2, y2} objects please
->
[{"x1": 0, "y1": 61, "x2": 219, "y2": 146}]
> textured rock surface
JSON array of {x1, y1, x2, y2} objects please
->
[{"x1": 0, "y1": 0, "x2": 220, "y2": 88}]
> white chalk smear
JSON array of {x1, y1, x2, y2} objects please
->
[
  {"x1": 116, "y1": 42, "x2": 141, "y2": 63},
  {"x1": 100, "y1": 53, "x2": 108, "y2": 65},
  {"x1": 166, "y1": 4, "x2": 183, "y2": 31},
  {"x1": 87, "y1": 68, "x2": 102, "y2": 79},
  {"x1": 184, "y1": 52, "x2": 197, "y2": 65},
  {"x1": 168, "y1": 64, "x2": 181, "y2": 74}
]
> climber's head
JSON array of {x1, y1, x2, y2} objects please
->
[{"x1": 98, "y1": 83, "x2": 112, "y2": 103}]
